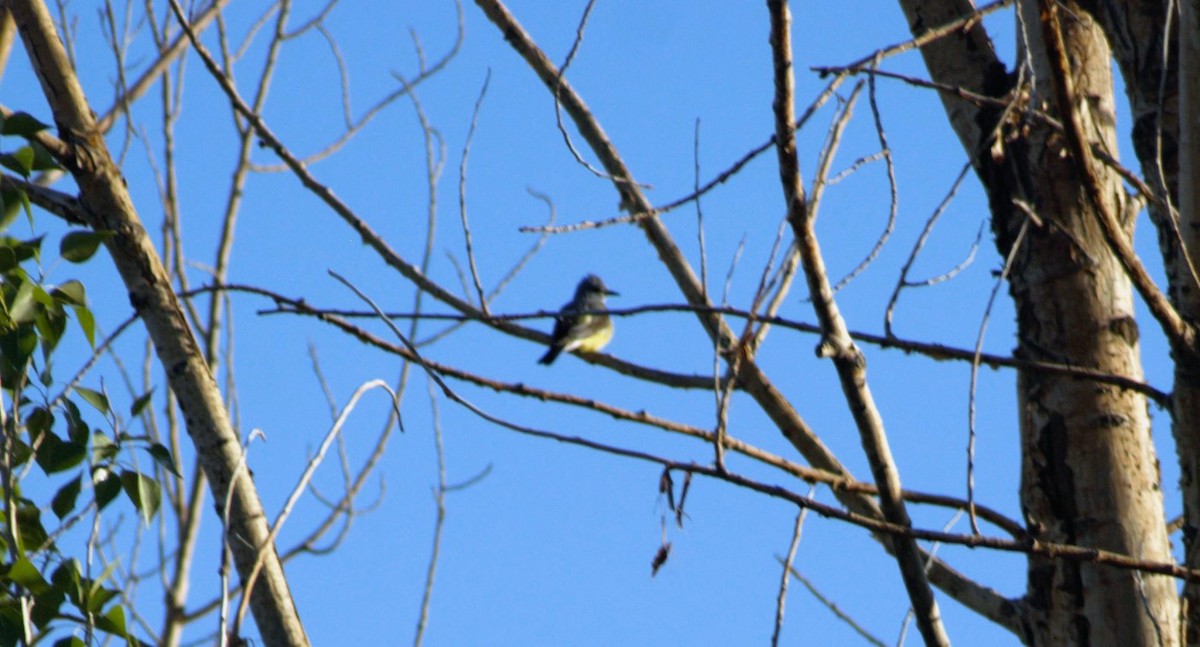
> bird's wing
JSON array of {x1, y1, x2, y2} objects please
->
[{"x1": 548, "y1": 302, "x2": 576, "y2": 344}]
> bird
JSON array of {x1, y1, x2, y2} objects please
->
[{"x1": 538, "y1": 274, "x2": 619, "y2": 365}]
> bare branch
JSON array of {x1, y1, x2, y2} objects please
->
[
  {"x1": 97, "y1": 0, "x2": 230, "y2": 134},
  {"x1": 235, "y1": 379, "x2": 398, "y2": 635},
  {"x1": 767, "y1": 1, "x2": 947, "y2": 642},
  {"x1": 1039, "y1": 0, "x2": 1197, "y2": 361},
  {"x1": 333, "y1": 272, "x2": 1196, "y2": 588}
]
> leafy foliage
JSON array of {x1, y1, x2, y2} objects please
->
[{"x1": 0, "y1": 206, "x2": 173, "y2": 645}]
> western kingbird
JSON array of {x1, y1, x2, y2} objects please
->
[{"x1": 538, "y1": 274, "x2": 618, "y2": 365}]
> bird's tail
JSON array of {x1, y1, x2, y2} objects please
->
[{"x1": 538, "y1": 345, "x2": 562, "y2": 365}]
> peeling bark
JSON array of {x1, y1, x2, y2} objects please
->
[{"x1": 900, "y1": 0, "x2": 1180, "y2": 643}]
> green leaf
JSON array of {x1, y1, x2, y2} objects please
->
[
  {"x1": 16, "y1": 505, "x2": 48, "y2": 552},
  {"x1": 29, "y1": 586, "x2": 63, "y2": 631},
  {"x1": 0, "y1": 148, "x2": 34, "y2": 177},
  {"x1": 26, "y1": 141, "x2": 61, "y2": 172},
  {"x1": 72, "y1": 304, "x2": 95, "y2": 348},
  {"x1": 38, "y1": 358, "x2": 53, "y2": 387},
  {"x1": 8, "y1": 439, "x2": 30, "y2": 468},
  {"x1": 93, "y1": 469, "x2": 121, "y2": 510},
  {"x1": 35, "y1": 306, "x2": 67, "y2": 356},
  {"x1": 0, "y1": 112, "x2": 50, "y2": 137},
  {"x1": 62, "y1": 399, "x2": 88, "y2": 444},
  {"x1": 0, "y1": 609, "x2": 23, "y2": 646},
  {"x1": 31, "y1": 284, "x2": 53, "y2": 308},
  {"x1": 51, "y1": 476, "x2": 82, "y2": 519},
  {"x1": 120, "y1": 470, "x2": 161, "y2": 523},
  {"x1": 8, "y1": 280, "x2": 38, "y2": 325},
  {"x1": 146, "y1": 442, "x2": 180, "y2": 477},
  {"x1": 76, "y1": 386, "x2": 109, "y2": 414},
  {"x1": 0, "y1": 326, "x2": 37, "y2": 386},
  {"x1": 0, "y1": 235, "x2": 41, "y2": 272},
  {"x1": 12, "y1": 148, "x2": 33, "y2": 175},
  {"x1": 25, "y1": 407, "x2": 52, "y2": 437},
  {"x1": 15, "y1": 235, "x2": 42, "y2": 254},
  {"x1": 0, "y1": 189, "x2": 20, "y2": 233},
  {"x1": 59, "y1": 230, "x2": 112, "y2": 263},
  {"x1": 51, "y1": 280, "x2": 85, "y2": 306},
  {"x1": 95, "y1": 603, "x2": 128, "y2": 637},
  {"x1": 88, "y1": 587, "x2": 119, "y2": 615},
  {"x1": 52, "y1": 637, "x2": 87, "y2": 647},
  {"x1": 51, "y1": 561, "x2": 86, "y2": 621},
  {"x1": 50, "y1": 558, "x2": 81, "y2": 593},
  {"x1": 35, "y1": 432, "x2": 86, "y2": 474},
  {"x1": 0, "y1": 244, "x2": 15, "y2": 276},
  {"x1": 6, "y1": 557, "x2": 50, "y2": 594},
  {"x1": 91, "y1": 432, "x2": 118, "y2": 464},
  {"x1": 14, "y1": 187, "x2": 31, "y2": 226},
  {"x1": 130, "y1": 389, "x2": 154, "y2": 417},
  {"x1": 86, "y1": 562, "x2": 118, "y2": 612}
]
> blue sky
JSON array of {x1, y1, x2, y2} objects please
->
[{"x1": 3, "y1": 1, "x2": 1181, "y2": 645}]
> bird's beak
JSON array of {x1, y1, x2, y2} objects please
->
[{"x1": 606, "y1": 289, "x2": 619, "y2": 297}]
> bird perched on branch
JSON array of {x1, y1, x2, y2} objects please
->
[{"x1": 538, "y1": 274, "x2": 618, "y2": 365}]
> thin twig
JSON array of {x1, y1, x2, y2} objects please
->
[
  {"x1": 968, "y1": 217, "x2": 1029, "y2": 534},
  {"x1": 413, "y1": 383, "x2": 446, "y2": 647},
  {"x1": 234, "y1": 380, "x2": 400, "y2": 632},
  {"x1": 169, "y1": 0, "x2": 540, "y2": 356},
  {"x1": 831, "y1": 0, "x2": 1013, "y2": 76},
  {"x1": 421, "y1": 187, "x2": 557, "y2": 345},
  {"x1": 548, "y1": 0, "x2": 636, "y2": 185},
  {"x1": 693, "y1": 119, "x2": 709, "y2": 303},
  {"x1": 884, "y1": 162, "x2": 975, "y2": 337},
  {"x1": 829, "y1": 58, "x2": 896, "y2": 293},
  {"x1": 780, "y1": 561, "x2": 887, "y2": 647},
  {"x1": 219, "y1": 428, "x2": 264, "y2": 645},
  {"x1": 519, "y1": 75, "x2": 848, "y2": 235},
  {"x1": 458, "y1": 70, "x2": 491, "y2": 313},
  {"x1": 772, "y1": 496, "x2": 812, "y2": 646},
  {"x1": 95, "y1": 0, "x2": 230, "y2": 134}
]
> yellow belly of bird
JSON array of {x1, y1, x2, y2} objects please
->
[{"x1": 569, "y1": 324, "x2": 613, "y2": 353}]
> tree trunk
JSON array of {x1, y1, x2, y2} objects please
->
[
  {"x1": 1091, "y1": 1, "x2": 1200, "y2": 641},
  {"x1": 5, "y1": 2, "x2": 309, "y2": 645},
  {"x1": 1002, "y1": 2, "x2": 1177, "y2": 643},
  {"x1": 902, "y1": 0, "x2": 1180, "y2": 643},
  {"x1": 1173, "y1": 0, "x2": 1200, "y2": 640}
]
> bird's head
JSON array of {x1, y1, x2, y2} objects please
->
[{"x1": 578, "y1": 274, "x2": 619, "y2": 298}]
